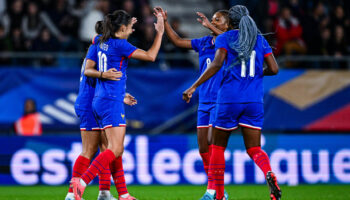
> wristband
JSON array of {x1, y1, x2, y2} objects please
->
[{"x1": 99, "y1": 72, "x2": 103, "y2": 79}]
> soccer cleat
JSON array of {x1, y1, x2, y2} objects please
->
[
  {"x1": 266, "y1": 171, "x2": 282, "y2": 200},
  {"x1": 97, "y1": 192, "x2": 118, "y2": 200},
  {"x1": 200, "y1": 191, "x2": 215, "y2": 200},
  {"x1": 71, "y1": 178, "x2": 86, "y2": 200},
  {"x1": 224, "y1": 190, "x2": 229, "y2": 200},
  {"x1": 118, "y1": 194, "x2": 137, "y2": 200},
  {"x1": 65, "y1": 192, "x2": 75, "y2": 200}
]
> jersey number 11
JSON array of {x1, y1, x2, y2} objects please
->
[{"x1": 241, "y1": 50, "x2": 256, "y2": 77}]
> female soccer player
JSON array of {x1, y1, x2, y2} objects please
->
[
  {"x1": 154, "y1": 7, "x2": 229, "y2": 200},
  {"x1": 66, "y1": 21, "x2": 137, "y2": 200},
  {"x1": 183, "y1": 5, "x2": 281, "y2": 200},
  {"x1": 71, "y1": 10, "x2": 164, "y2": 200}
]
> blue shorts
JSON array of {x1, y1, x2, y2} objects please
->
[
  {"x1": 75, "y1": 108, "x2": 100, "y2": 131},
  {"x1": 92, "y1": 97, "x2": 126, "y2": 129},
  {"x1": 197, "y1": 103, "x2": 216, "y2": 128},
  {"x1": 213, "y1": 103, "x2": 264, "y2": 131}
]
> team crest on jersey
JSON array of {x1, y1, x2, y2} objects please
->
[
  {"x1": 100, "y1": 43, "x2": 109, "y2": 51},
  {"x1": 121, "y1": 113, "x2": 125, "y2": 120}
]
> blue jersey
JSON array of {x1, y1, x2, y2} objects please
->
[
  {"x1": 94, "y1": 37, "x2": 137, "y2": 102},
  {"x1": 214, "y1": 30, "x2": 272, "y2": 103},
  {"x1": 74, "y1": 44, "x2": 98, "y2": 110},
  {"x1": 191, "y1": 36, "x2": 223, "y2": 103}
]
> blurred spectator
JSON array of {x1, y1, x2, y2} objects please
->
[
  {"x1": 1, "y1": 0, "x2": 24, "y2": 35},
  {"x1": 302, "y1": 2, "x2": 326, "y2": 55},
  {"x1": 286, "y1": 0, "x2": 304, "y2": 20},
  {"x1": 22, "y1": 2, "x2": 43, "y2": 40},
  {"x1": 10, "y1": 28, "x2": 26, "y2": 52},
  {"x1": 332, "y1": 5, "x2": 349, "y2": 28},
  {"x1": 332, "y1": 5, "x2": 350, "y2": 47},
  {"x1": 320, "y1": 28, "x2": 331, "y2": 56},
  {"x1": 45, "y1": 0, "x2": 72, "y2": 42},
  {"x1": 0, "y1": 24, "x2": 10, "y2": 51},
  {"x1": 140, "y1": 4, "x2": 154, "y2": 25},
  {"x1": 122, "y1": 0, "x2": 136, "y2": 17},
  {"x1": 14, "y1": 99, "x2": 42, "y2": 136},
  {"x1": 32, "y1": 28, "x2": 59, "y2": 66},
  {"x1": 0, "y1": 24, "x2": 11, "y2": 65},
  {"x1": 330, "y1": 25, "x2": 348, "y2": 57},
  {"x1": 267, "y1": 0, "x2": 279, "y2": 19},
  {"x1": 0, "y1": 0, "x2": 6, "y2": 14},
  {"x1": 79, "y1": 0, "x2": 107, "y2": 48},
  {"x1": 275, "y1": 7, "x2": 306, "y2": 56},
  {"x1": 163, "y1": 17, "x2": 193, "y2": 67}
]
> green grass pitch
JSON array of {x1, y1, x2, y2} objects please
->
[{"x1": 0, "y1": 185, "x2": 349, "y2": 200}]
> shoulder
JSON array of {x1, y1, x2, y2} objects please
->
[
  {"x1": 216, "y1": 33, "x2": 228, "y2": 44},
  {"x1": 92, "y1": 34, "x2": 101, "y2": 45},
  {"x1": 201, "y1": 35, "x2": 214, "y2": 43}
]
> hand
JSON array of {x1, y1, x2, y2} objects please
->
[
  {"x1": 102, "y1": 68, "x2": 122, "y2": 81},
  {"x1": 196, "y1": 12, "x2": 211, "y2": 28},
  {"x1": 154, "y1": 7, "x2": 168, "y2": 21},
  {"x1": 131, "y1": 17, "x2": 137, "y2": 32},
  {"x1": 182, "y1": 87, "x2": 196, "y2": 103},
  {"x1": 124, "y1": 93, "x2": 137, "y2": 106},
  {"x1": 153, "y1": 11, "x2": 164, "y2": 34},
  {"x1": 131, "y1": 17, "x2": 137, "y2": 25}
]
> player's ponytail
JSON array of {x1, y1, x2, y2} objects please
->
[
  {"x1": 95, "y1": 21, "x2": 103, "y2": 35},
  {"x1": 228, "y1": 5, "x2": 258, "y2": 64},
  {"x1": 100, "y1": 10, "x2": 132, "y2": 43}
]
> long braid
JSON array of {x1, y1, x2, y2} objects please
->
[{"x1": 228, "y1": 5, "x2": 259, "y2": 64}]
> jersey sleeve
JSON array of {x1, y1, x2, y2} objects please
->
[
  {"x1": 262, "y1": 37, "x2": 273, "y2": 57},
  {"x1": 215, "y1": 34, "x2": 229, "y2": 52},
  {"x1": 92, "y1": 34, "x2": 101, "y2": 45},
  {"x1": 120, "y1": 39, "x2": 138, "y2": 58},
  {"x1": 85, "y1": 44, "x2": 98, "y2": 63},
  {"x1": 191, "y1": 38, "x2": 201, "y2": 52}
]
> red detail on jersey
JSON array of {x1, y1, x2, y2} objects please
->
[
  {"x1": 264, "y1": 52, "x2": 272, "y2": 58},
  {"x1": 197, "y1": 126, "x2": 209, "y2": 129},
  {"x1": 92, "y1": 35, "x2": 97, "y2": 44},
  {"x1": 305, "y1": 103, "x2": 350, "y2": 131},
  {"x1": 219, "y1": 48, "x2": 228, "y2": 52},
  {"x1": 119, "y1": 57, "x2": 125, "y2": 71},
  {"x1": 128, "y1": 49, "x2": 137, "y2": 58}
]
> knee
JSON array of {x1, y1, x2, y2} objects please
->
[
  {"x1": 81, "y1": 145, "x2": 98, "y2": 160},
  {"x1": 110, "y1": 146, "x2": 124, "y2": 157},
  {"x1": 198, "y1": 145, "x2": 209, "y2": 154}
]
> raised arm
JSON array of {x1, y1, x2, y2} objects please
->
[
  {"x1": 130, "y1": 13, "x2": 164, "y2": 62},
  {"x1": 154, "y1": 7, "x2": 192, "y2": 49},
  {"x1": 182, "y1": 48, "x2": 227, "y2": 103},
  {"x1": 196, "y1": 12, "x2": 224, "y2": 36},
  {"x1": 263, "y1": 54, "x2": 279, "y2": 76}
]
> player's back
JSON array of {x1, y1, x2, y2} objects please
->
[
  {"x1": 191, "y1": 35, "x2": 224, "y2": 103},
  {"x1": 75, "y1": 45, "x2": 98, "y2": 111},
  {"x1": 94, "y1": 37, "x2": 137, "y2": 102},
  {"x1": 215, "y1": 30, "x2": 272, "y2": 104}
]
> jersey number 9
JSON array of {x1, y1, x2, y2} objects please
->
[{"x1": 98, "y1": 51, "x2": 107, "y2": 72}]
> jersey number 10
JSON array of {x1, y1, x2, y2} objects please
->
[
  {"x1": 98, "y1": 51, "x2": 107, "y2": 72},
  {"x1": 240, "y1": 50, "x2": 256, "y2": 77}
]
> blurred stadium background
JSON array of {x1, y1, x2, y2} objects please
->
[{"x1": 0, "y1": 0, "x2": 350, "y2": 199}]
